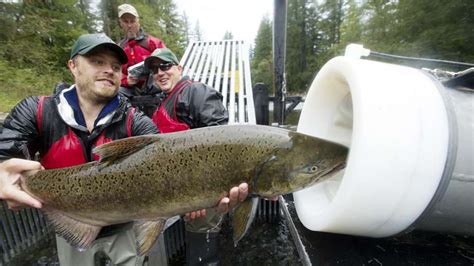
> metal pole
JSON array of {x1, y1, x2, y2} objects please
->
[{"x1": 273, "y1": 0, "x2": 288, "y2": 125}]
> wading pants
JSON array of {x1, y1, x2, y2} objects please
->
[{"x1": 56, "y1": 226, "x2": 145, "y2": 266}]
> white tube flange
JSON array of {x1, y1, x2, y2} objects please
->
[{"x1": 294, "y1": 56, "x2": 450, "y2": 237}]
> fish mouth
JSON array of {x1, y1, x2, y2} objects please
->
[
  {"x1": 326, "y1": 161, "x2": 346, "y2": 176},
  {"x1": 310, "y1": 161, "x2": 347, "y2": 186}
]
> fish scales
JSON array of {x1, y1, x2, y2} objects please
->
[
  {"x1": 26, "y1": 126, "x2": 285, "y2": 217},
  {"x1": 22, "y1": 124, "x2": 348, "y2": 255}
]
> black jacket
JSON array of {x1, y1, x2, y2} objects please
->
[
  {"x1": 161, "y1": 76, "x2": 228, "y2": 128},
  {"x1": 0, "y1": 88, "x2": 157, "y2": 162}
]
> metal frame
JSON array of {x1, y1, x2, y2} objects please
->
[
  {"x1": 0, "y1": 201, "x2": 53, "y2": 264},
  {"x1": 180, "y1": 40, "x2": 256, "y2": 125}
]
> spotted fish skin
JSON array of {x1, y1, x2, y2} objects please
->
[{"x1": 22, "y1": 124, "x2": 348, "y2": 254}]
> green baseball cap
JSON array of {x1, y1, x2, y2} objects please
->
[
  {"x1": 144, "y1": 48, "x2": 180, "y2": 67},
  {"x1": 70, "y1": 33, "x2": 128, "y2": 64}
]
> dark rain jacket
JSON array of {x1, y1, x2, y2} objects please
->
[
  {"x1": 0, "y1": 86, "x2": 158, "y2": 238},
  {"x1": 0, "y1": 86, "x2": 158, "y2": 165},
  {"x1": 119, "y1": 80, "x2": 163, "y2": 118},
  {"x1": 153, "y1": 76, "x2": 228, "y2": 130}
]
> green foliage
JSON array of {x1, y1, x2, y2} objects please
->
[
  {"x1": 223, "y1": 31, "x2": 234, "y2": 40},
  {"x1": 337, "y1": 0, "x2": 362, "y2": 49},
  {"x1": 285, "y1": 0, "x2": 322, "y2": 93},
  {"x1": 2, "y1": 0, "x2": 473, "y2": 112},
  {"x1": 191, "y1": 20, "x2": 203, "y2": 42},
  {"x1": 0, "y1": 1, "x2": 91, "y2": 111},
  {"x1": 107, "y1": 0, "x2": 188, "y2": 57},
  {"x1": 251, "y1": 16, "x2": 273, "y2": 92},
  {"x1": 101, "y1": 0, "x2": 121, "y2": 41},
  {"x1": 393, "y1": 0, "x2": 474, "y2": 63},
  {"x1": 251, "y1": 0, "x2": 474, "y2": 95},
  {"x1": 0, "y1": 1, "x2": 91, "y2": 71},
  {"x1": 0, "y1": 0, "x2": 190, "y2": 112},
  {"x1": 0, "y1": 59, "x2": 64, "y2": 112},
  {"x1": 139, "y1": 0, "x2": 187, "y2": 56}
]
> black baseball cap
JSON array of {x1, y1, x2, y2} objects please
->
[{"x1": 70, "y1": 33, "x2": 128, "y2": 64}]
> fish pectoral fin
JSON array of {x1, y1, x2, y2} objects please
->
[
  {"x1": 42, "y1": 207, "x2": 101, "y2": 251},
  {"x1": 231, "y1": 197, "x2": 259, "y2": 246},
  {"x1": 133, "y1": 219, "x2": 166, "y2": 256},
  {"x1": 93, "y1": 135, "x2": 160, "y2": 163}
]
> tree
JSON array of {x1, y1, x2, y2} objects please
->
[
  {"x1": 0, "y1": 0, "x2": 94, "y2": 111},
  {"x1": 360, "y1": 0, "x2": 399, "y2": 52},
  {"x1": 285, "y1": 0, "x2": 321, "y2": 93},
  {"x1": 100, "y1": 0, "x2": 120, "y2": 40},
  {"x1": 1, "y1": 0, "x2": 93, "y2": 71},
  {"x1": 337, "y1": 0, "x2": 363, "y2": 49},
  {"x1": 393, "y1": 0, "x2": 474, "y2": 65},
  {"x1": 181, "y1": 11, "x2": 191, "y2": 44},
  {"x1": 146, "y1": 0, "x2": 187, "y2": 56},
  {"x1": 251, "y1": 16, "x2": 273, "y2": 91},
  {"x1": 192, "y1": 20, "x2": 203, "y2": 42},
  {"x1": 223, "y1": 31, "x2": 233, "y2": 40}
]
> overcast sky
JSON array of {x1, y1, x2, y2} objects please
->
[{"x1": 174, "y1": 0, "x2": 274, "y2": 43}]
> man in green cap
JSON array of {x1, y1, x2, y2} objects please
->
[
  {"x1": 144, "y1": 47, "x2": 229, "y2": 265},
  {"x1": 145, "y1": 47, "x2": 228, "y2": 131},
  {"x1": 0, "y1": 34, "x2": 248, "y2": 265},
  {"x1": 0, "y1": 32, "x2": 157, "y2": 265}
]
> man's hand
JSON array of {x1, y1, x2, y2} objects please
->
[
  {"x1": 185, "y1": 183, "x2": 249, "y2": 220},
  {"x1": 0, "y1": 159, "x2": 43, "y2": 210}
]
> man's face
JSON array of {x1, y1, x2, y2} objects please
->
[
  {"x1": 119, "y1": 14, "x2": 140, "y2": 38},
  {"x1": 68, "y1": 48, "x2": 122, "y2": 104},
  {"x1": 149, "y1": 59, "x2": 183, "y2": 94}
]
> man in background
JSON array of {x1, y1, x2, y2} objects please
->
[
  {"x1": 118, "y1": 3, "x2": 166, "y2": 117},
  {"x1": 0, "y1": 33, "x2": 157, "y2": 265},
  {"x1": 145, "y1": 47, "x2": 228, "y2": 265}
]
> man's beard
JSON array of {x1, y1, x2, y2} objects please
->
[
  {"x1": 76, "y1": 72, "x2": 117, "y2": 104},
  {"x1": 127, "y1": 30, "x2": 137, "y2": 39}
]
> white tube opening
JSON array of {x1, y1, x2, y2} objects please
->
[{"x1": 294, "y1": 56, "x2": 450, "y2": 237}]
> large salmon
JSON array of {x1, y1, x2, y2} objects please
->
[{"x1": 22, "y1": 124, "x2": 348, "y2": 255}]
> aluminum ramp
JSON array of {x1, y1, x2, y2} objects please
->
[{"x1": 180, "y1": 40, "x2": 256, "y2": 125}]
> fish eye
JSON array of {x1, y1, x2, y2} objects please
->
[{"x1": 309, "y1": 165, "x2": 318, "y2": 172}]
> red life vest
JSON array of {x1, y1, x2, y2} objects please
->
[
  {"x1": 37, "y1": 96, "x2": 135, "y2": 169},
  {"x1": 152, "y1": 80, "x2": 192, "y2": 133}
]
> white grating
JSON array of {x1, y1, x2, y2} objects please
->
[{"x1": 180, "y1": 40, "x2": 256, "y2": 125}]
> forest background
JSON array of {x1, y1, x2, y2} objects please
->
[{"x1": 0, "y1": 0, "x2": 473, "y2": 112}]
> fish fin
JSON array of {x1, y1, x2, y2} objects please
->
[
  {"x1": 133, "y1": 219, "x2": 166, "y2": 256},
  {"x1": 93, "y1": 135, "x2": 159, "y2": 163},
  {"x1": 231, "y1": 197, "x2": 259, "y2": 246},
  {"x1": 42, "y1": 207, "x2": 101, "y2": 251}
]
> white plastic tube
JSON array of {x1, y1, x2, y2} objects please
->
[{"x1": 293, "y1": 56, "x2": 450, "y2": 237}]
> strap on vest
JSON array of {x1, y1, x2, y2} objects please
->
[
  {"x1": 127, "y1": 107, "x2": 136, "y2": 137},
  {"x1": 119, "y1": 36, "x2": 150, "y2": 52},
  {"x1": 37, "y1": 96, "x2": 47, "y2": 134}
]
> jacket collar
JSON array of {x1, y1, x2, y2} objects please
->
[
  {"x1": 130, "y1": 28, "x2": 146, "y2": 41},
  {"x1": 56, "y1": 85, "x2": 121, "y2": 130}
]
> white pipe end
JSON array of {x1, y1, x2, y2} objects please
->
[
  {"x1": 294, "y1": 56, "x2": 450, "y2": 237},
  {"x1": 344, "y1": 44, "x2": 371, "y2": 59}
]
